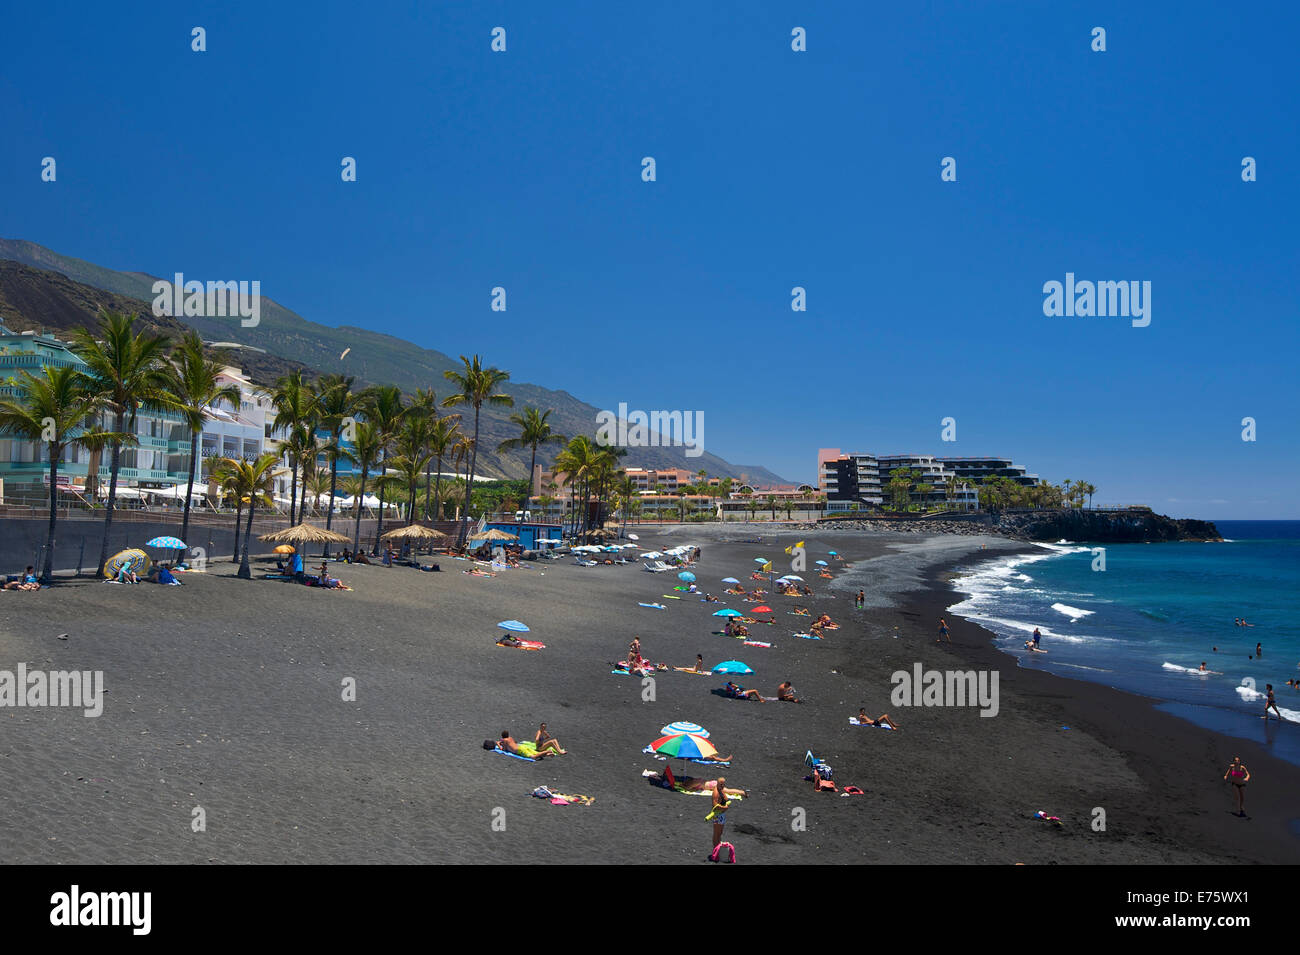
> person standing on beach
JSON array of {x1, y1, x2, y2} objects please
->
[
  {"x1": 937, "y1": 618, "x2": 950, "y2": 643},
  {"x1": 1223, "y1": 757, "x2": 1250, "y2": 816},
  {"x1": 856, "y1": 589, "x2": 865, "y2": 609},
  {"x1": 711, "y1": 776, "x2": 731, "y2": 852},
  {"x1": 1031, "y1": 628, "x2": 1041, "y2": 649}
]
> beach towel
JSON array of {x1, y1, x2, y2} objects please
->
[
  {"x1": 742, "y1": 640, "x2": 773, "y2": 648},
  {"x1": 849, "y1": 717, "x2": 895, "y2": 730},
  {"x1": 492, "y1": 747, "x2": 540, "y2": 762},
  {"x1": 1034, "y1": 810, "x2": 1063, "y2": 828},
  {"x1": 793, "y1": 632, "x2": 821, "y2": 640},
  {"x1": 638, "y1": 602, "x2": 666, "y2": 609},
  {"x1": 498, "y1": 640, "x2": 546, "y2": 650},
  {"x1": 672, "y1": 666, "x2": 713, "y2": 676},
  {"x1": 530, "y1": 786, "x2": 594, "y2": 806},
  {"x1": 708, "y1": 842, "x2": 736, "y2": 863}
]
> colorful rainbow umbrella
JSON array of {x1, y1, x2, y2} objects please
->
[{"x1": 650, "y1": 733, "x2": 717, "y2": 760}]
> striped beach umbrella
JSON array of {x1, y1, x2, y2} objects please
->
[
  {"x1": 661, "y1": 721, "x2": 710, "y2": 739},
  {"x1": 650, "y1": 733, "x2": 717, "y2": 760},
  {"x1": 497, "y1": 620, "x2": 530, "y2": 632}
]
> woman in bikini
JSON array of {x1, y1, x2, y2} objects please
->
[
  {"x1": 1223, "y1": 756, "x2": 1250, "y2": 816},
  {"x1": 534, "y1": 722, "x2": 566, "y2": 755}
]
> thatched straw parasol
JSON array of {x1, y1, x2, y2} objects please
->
[
  {"x1": 259, "y1": 522, "x2": 352, "y2": 545},
  {"x1": 468, "y1": 528, "x2": 519, "y2": 542},
  {"x1": 381, "y1": 524, "x2": 449, "y2": 541}
]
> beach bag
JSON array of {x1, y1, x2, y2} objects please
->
[
  {"x1": 815, "y1": 762, "x2": 834, "y2": 781},
  {"x1": 709, "y1": 842, "x2": 736, "y2": 864}
]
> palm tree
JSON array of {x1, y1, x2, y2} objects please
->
[
  {"x1": 348, "y1": 420, "x2": 383, "y2": 556},
  {"x1": 279, "y1": 424, "x2": 319, "y2": 525},
  {"x1": 312, "y1": 373, "x2": 362, "y2": 552},
  {"x1": 71, "y1": 310, "x2": 173, "y2": 577},
  {"x1": 765, "y1": 494, "x2": 778, "y2": 521},
  {"x1": 165, "y1": 332, "x2": 240, "y2": 555},
  {"x1": 226, "y1": 452, "x2": 280, "y2": 578},
  {"x1": 407, "y1": 387, "x2": 439, "y2": 518},
  {"x1": 362, "y1": 385, "x2": 406, "y2": 541},
  {"x1": 0, "y1": 366, "x2": 104, "y2": 582},
  {"x1": 270, "y1": 370, "x2": 318, "y2": 526},
  {"x1": 427, "y1": 414, "x2": 462, "y2": 522},
  {"x1": 393, "y1": 414, "x2": 435, "y2": 525},
  {"x1": 442, "y1": 356, "x2": 512, "y2": 544},
  {"x1": 207, "y1": 457, "x2": 241, "y2": 558},
  {"x1": 497, "y1": 406, "x2": 565, "y2": 538}
]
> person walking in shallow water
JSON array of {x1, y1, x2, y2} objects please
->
[{"x1": 1223, "y1": 757, "x2": 1250, "y2": 816}]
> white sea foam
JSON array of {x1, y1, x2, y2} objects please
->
[
  {"x1": 1162, "y1": 662, "x2": 1216, "y2": 675},
  {"x1": 1051, "y1": 602, "x2": 1095, "y2": 621}
]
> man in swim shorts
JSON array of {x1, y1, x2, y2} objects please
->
[{"x1": 937, "y1": 618, "x2": 950, "y2": 643}]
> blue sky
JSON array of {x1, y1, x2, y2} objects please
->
[{"x1": 3, "y1": 1, "x2": 1296, "y2": 518}]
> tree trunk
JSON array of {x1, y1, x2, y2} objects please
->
[
  {"x1": 518, "y1": 446, "x2": 535, "y2": 541},
  {"x1": 433, "y1": 454, "x2": 444, "y2": 522},
  {"x1": 181, "y1": 429, "x2": 198, "y2": 559},
  {"x1": 288, "y1": 459, "x2": 299, "y2": 526},
  {"x1": 238, "y1": 497, "x2": 254, "y2": 578},
  {"x1": 353, "y1": 466, "x2": 368, "y2": 555},
  {"x1": 459, "y1": 406, "x2": 481, "y2": 546},
  {"x1": 324, "y1": 432, "x2": 340, "y2": 555},
  {"x1": 95, "y1": 412, "x2": 124, "y2": 577},
  {"x1": 42, "y1": 444, "x2": 59, "y2": 583},
  {"x1": 233, "y1": 500, "x2": 243, "y2": 561}
]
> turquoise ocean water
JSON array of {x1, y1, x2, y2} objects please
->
[{"x1": 949, "y1": 521, "x2": 1300, "y2": 765}]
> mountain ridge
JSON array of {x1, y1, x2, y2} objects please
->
[{"x1": 0, "y1": 239, "x2": 792, "y2": 485}]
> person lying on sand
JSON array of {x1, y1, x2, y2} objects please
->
[
  {"x1": 646, "y1": 769, "x2": 746, "y2": 799},
  {"x1": 814, "y1": 614, "x2": 834, "y2": 628},
  {"x1": 801, "y1": 585, "x2": 813, "y2": 596},
  {"x1": 702, "y1": 593, "x2": 720, "y2": 603},
  {"x1": 791, "y1": 606, "x2": 810, "y2": 616},
  {"x1": 723, "y1": 682, "x2": 763, "y2": 702},
  {"x1": 856, "y1": 707, "x2": 899, "y2": 729},
  {"x1": 497, "y1": 634, "x2": 523, "y2": 647},
  {"x1": 497, "y1": 730, "x2": 552, "y2": 759},
  {"x1": 777, "y1": 681, "x2": 803, "y2": 703}
]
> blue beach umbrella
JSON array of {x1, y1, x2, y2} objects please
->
[
  {"x1": 753, "y1": 557, "x2": 768, "y2": 564},
  {"x1": 815, "y1": 560, "x2": 829, "y2": 566},
  {"x1": 713, "y1": 608, "x2": 743, "y2": 617},
  {"x1": 661, "y1": 721, "x2": 710, "y2": 739},
  {"x1": 678, "y1": 571, "x2": 696, "y2": 582},
  {"x1": 721, "y1": 577, "x2": 739, "y2": 584},
  {"x1": 145, "y1": 536, "x2": 186, "y2": 550},
  {"x1": 497, "y1": 620, "x2": 530, "y2": 633},
  {"x1": 713, "y1": 660, "x2": 753, "y2": 675}
]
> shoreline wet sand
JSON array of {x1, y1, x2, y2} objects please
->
[{"x1": 0, "y1": 525, "x2": 1294, "y2": 864}]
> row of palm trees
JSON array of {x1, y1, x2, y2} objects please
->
[{"x1": 0, "y1": 309, "x2": 566, "y2": 580}]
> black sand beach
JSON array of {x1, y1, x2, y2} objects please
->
[{"x1": 1, "y1": 526, "x2": 1295, "y2": 864}]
